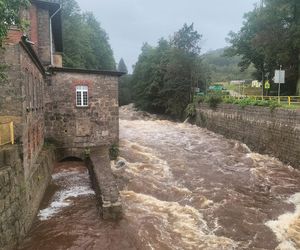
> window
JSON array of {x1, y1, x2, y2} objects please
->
[{"x1": 76, "y1": 86, "x2": 88, "y2": 107}]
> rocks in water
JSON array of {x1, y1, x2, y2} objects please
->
[{"x1": 116, "y1": 160, "x2": 127, "y2": 169}]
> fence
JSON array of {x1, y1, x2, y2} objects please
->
[
  {"x1": 0, "y1": 121, "x2": 14, "y2": 146},
  {"x1": 227, "y1": 96, "x2": 300, "y2": 106}
]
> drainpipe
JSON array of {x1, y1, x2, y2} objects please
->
[{"x1": 49, "y1": 6, "x2": 62, "y2": 66}]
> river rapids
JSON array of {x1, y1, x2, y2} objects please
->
[{"x1": 19, "y1": 104, "x2": 300, "y2": 250}]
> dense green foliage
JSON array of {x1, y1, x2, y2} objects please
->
[
  {"x1": 0, "y1": 0, "x2": 30, "y2": 46},
  {"x1": 203, "y1": 48, "x2": 255, "y2": 82},
  {"x1": 131, "y1": 24, "x2": 210, "y2": 118},
  {"x1": 48, "y1": 0, "x2": 115, "y2": 70},
  {"x1": 192, "y1": 95, "x2": 282, "y2": 111},
  {"x1": 226, "y1": 0, "x2": 300, "y2": 95},
  {"x1": 118, "y1": 58, "x2": 133, "y2": 106},
  {"x1": 119, "y1": 75, "x2": 133, "y2": 106},
  {"x1": 109, "y1": 143, "x2": 119, "y2": 160},
  {"x1": 118, "y1": 58, "x2": 128, "y2": 73}
]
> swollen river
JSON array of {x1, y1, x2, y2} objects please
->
[{"x1": 19, "y1": 105, "x2": 300, "y2": 249}]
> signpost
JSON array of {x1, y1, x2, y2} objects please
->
[{"x1": 274, "y1": 66, "x2": 285, "y2": 102}]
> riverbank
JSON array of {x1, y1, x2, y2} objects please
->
[{"x1": 196, "y1": 103, "x2": 300, "y2": 168}]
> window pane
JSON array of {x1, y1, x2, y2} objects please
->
[
  {"x1": 76, "y1": 85, "x2": 88, "y2": 91},
  {"x1": 76, "y1": 91, "x2": 82, "y2": 106},
  {"x1": 83, "y1": 92, "x2": 88, "y2": 106}
]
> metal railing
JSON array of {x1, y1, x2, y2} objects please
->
[
  {"x1": 0, "y1": 121, "x2": 14, "y2": 146},
  {"x1": 226, "y1": 96, "x2": 300, "y2": 106}
]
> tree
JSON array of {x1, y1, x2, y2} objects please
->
[
  {"x1": 131, "y1": 24, "x2": 206, "y2": 118},
  {"x1": 0, "y1": 0, "x2": 30, "y2": 46},
  {"x1": 118, "y1": 58, "x2": 128, "y2": 73},
  {"x1": 49, "y1": 0, "x2": 116, "y2": 70},
  {"x1": 226, "y1": 1, "x2": 300, "y2": 95},
  {"x1": 118, "y1": 75, "x2": 132, "y2": 106},
  {"x1": 203, "y1": 48, "x2": 255, "y2": 83}
]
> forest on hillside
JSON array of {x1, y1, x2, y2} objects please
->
[{"x1": 203, "y1": 48, "x2": 255, "y2": 83}]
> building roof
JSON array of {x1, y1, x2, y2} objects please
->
[
  {"x1": 49, "y1": 67, "x2": 126, "y2": 77},
  {"x1": 20, "y1": 36, "x2": 46, "y2": 75},
  {"x1": 31, "y1": 0, "x2": 63, "y2": 52}
]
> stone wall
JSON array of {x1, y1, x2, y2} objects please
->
[
  {"x1": 20, "y1": 43, "x2": 46, "y2": 179},
  {"x1": 45, "y1": 70, "x2": 119, "y2": 152},
  {"x1": 0, "y1": 145, "x2": 55, "y2": 250},
  {"x1": 196, "y1": 104, "x2": 300, "y2": 168},
  {"x1": 1, "y1": 43, "x2": 46, "y2": 179},
  {"x1": 85, "y1": 146, "x2": 122, "y2": 220}
]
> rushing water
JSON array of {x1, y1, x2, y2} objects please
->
[{"x1": 19, "y1": 105, "x2": 300, "y2": 250}]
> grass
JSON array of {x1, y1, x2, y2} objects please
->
[{"x1": 193, "y1": 95, "x2": 300, "y2": 111}]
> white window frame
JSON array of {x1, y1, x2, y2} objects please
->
[{"x1": 76, "y1": 85, "x2": 88, "y2": 107}]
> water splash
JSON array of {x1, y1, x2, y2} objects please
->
[
  {"x1": 266, "y1": 193, "x2": 300, "y2": 250},
  {"x1": 38, "y1": 170, "x2": 95, "y2": 221}
]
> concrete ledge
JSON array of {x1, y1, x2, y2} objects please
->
[{"x1": 85, "y1": 146, "x2": 122, "y2": 220}]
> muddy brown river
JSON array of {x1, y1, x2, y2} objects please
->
[{"x1": 18, "y1": 105, "x2": 300, "y2": 250}]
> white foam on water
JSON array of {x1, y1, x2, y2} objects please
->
[
  {"x1": 122, "y1": 191, "x2": 238, "y2": 249},
  {"x1": 265, "y1": 193, "x2": 300, "y2": 250},
  {"x1": 38, "y1": 170, "x2": 95, "y2": 221},
  {"x1": 121, "y1": 140, "x2": 173, "y2": 180}
]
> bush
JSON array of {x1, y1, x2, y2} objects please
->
[
  {"x1": 185, "y1": 103, "x2": 196, "y2": 118},
  {"x1": 109, "y1": 143, "x2": 119, "y2": 160},
  {"x1": 206, "y1": 95, "x2": 222, "y2": 108}
]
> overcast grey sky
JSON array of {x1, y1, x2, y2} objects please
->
[{"x1": 76, "y1": 0, "x2": 258, "y2": 72}]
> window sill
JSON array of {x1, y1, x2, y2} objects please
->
[{"x1": 76, "y1": 106, "x2": 89, "y2": 108}]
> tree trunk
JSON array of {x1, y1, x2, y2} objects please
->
[{"x1": 297, "y1": 54, "x2": 300, "y2": 95}]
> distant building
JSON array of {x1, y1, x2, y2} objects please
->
[{"x1": 251, "y1": 80, "x2": 262, "y2": 88}]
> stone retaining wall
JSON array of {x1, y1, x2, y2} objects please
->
[
  {"x1": 196, "y1": 104, "x2": 300, "y2": 168},
  {"x1": 85, "y1": 146, "x2": 122, "y2": 220},
  {"x1": 0, "y1": 145, "x2": 55, "y2": 250}
]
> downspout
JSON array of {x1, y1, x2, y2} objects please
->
[{"x1": 49, "y1": 6, "x2": 62, "y2": 66}]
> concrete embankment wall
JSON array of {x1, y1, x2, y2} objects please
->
[
  {"x1": 0, "y1": 145, "x2": 55, "y2": 250},
  {"x1": 85, "y1": 146, "x2": 122, "y2": 220},
  {"x1": 196, "y1": 104, "x2": 300, "y2": 168}
]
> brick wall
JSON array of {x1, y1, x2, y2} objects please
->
[
  {"x1": 196, "y1": 104, "x2": 300, "y2": 168},
  {"x1": 37, "y1": 8, "x2": 51, "y2": 66},
  {"x1": 5, "y1": 29, "x2": 23, "y2": 45},
  {"x1": 44, "y1": 71, "x2": 119, "y2": 154},
  {"x1": 29, "y1": 5, "x2": 39, "y2": 49}
]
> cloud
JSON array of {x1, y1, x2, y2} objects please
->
[{"x1": 76, "y1": 0, "x2": 258, "y2": 72}]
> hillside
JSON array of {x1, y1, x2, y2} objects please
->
[{"x1": 202, "y1": 48, "x2": 255, "y2": 83}]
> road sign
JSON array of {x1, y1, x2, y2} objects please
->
[
  {"x1": 274, "y1": 70, "x2": 285, "y2": 84},
  {"x1": 264, "y1": 80, "x2": 270, "y2": 89}
]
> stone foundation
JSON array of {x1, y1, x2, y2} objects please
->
[
  {"x1": 196, "y1": 103, "x2": 300, "y2": 168},
  {"x1": 0, "y1": 145, "x2": 55, "y2": 250},
  {"x1": 85, "y1": 146, "x2": 122, "y2": 220}
]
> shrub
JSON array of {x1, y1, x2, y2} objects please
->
[
  {"x1": 109, "y1": 143, "x2": 119, "y2": 160},
  {"x1": 206, "y1": 95, "x2": 222, "y2": 109},
  {"x1": 185, "y1": 103, "x2": 196, "y2": 118}
]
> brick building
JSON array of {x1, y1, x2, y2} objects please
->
[{"x1": 1, "y1": 0, "x2": 123, "y2": 173}]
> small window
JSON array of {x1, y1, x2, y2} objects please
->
[{"x1": 76, "y1": 85, "x2": 88, "y2": 107}]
